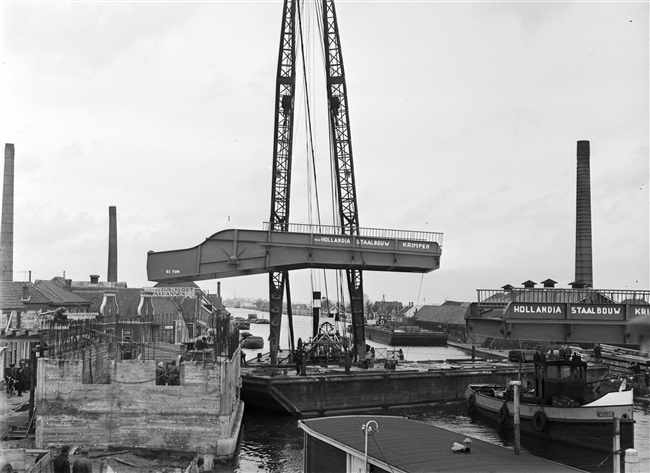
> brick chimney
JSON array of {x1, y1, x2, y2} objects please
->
[
  {"x1": 108, "y1": 206, "x2": 118, "y2": 282},
  {"x1": 575, "y1": 140, "x2": 593, "y2": 288},
  {"x1": 1, "y1": 144, "x2": 15, "y2": 282}
]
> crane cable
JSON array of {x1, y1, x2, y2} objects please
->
[
  {"x1": 315, "y1": 0, "x2": 348, "y2": 321},
  {"x1": 296, "y1": 2, "x2": 323, "y2": 305},
  {"x1": 297, "y1": 0, "x2": 343, "y2": 323}
]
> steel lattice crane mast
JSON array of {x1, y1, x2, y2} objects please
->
[
  {"x1": 267, "y1": 0, "x2": 367, "y2": 364},
  {"x1": 268, "y1": 0, "x2": 298, "y2": 365},
  {"x1": 145, "y1": 1, "x2": 443, "y2": 365}
]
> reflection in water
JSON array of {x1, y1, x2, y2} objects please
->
[{"x1": 226, "y1": 411, "x2": 303, "y2": 473}]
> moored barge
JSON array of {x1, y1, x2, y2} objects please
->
[
  {"x1": 365, "y1": 324, "x2": 447, "y2": 346},
  {"x1": 241, "y1": 360, "x2": 531, "y2": 416}
]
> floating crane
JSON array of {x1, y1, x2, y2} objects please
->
[{"x1": 147, "y1": 0, "x2": 443, "y2": 364}]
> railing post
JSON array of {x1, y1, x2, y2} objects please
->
[{"x1": 509, "y1": 380, "x2": 521, "y2": 455}]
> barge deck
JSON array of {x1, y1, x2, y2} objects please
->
[{"x1": 241, "y1": 359, "x2": 534, "y2": 416}]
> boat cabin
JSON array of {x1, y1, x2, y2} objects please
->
[
  {"x1": 534, "y1": 354, "x2": 588, "y2": 406},
  {"x1": 299, "y1": 415, "x2": 585, "y2": 473}
]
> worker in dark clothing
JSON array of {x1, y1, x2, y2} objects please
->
[
  {"x1": 155, "y1": 362, "x2": 166, "y2": 385},
  {"x1": 593, "y1": 343, "x2": 602, "y2": 361},
  {"x1": 19, "y1": 363, "x2": 30, "y2": 395},
  {"x1": 53, "y1": 445, "x2": 71, "y2": 473},
  {"x1": 4, "y1": 364, "x2": 16, "y2": 397},
  {"x1": 72, "y1": 447, "x2": 92, "y2": 473},
  {"x1": 167, "y1": 361, "x2": 180, "y2": 385},
  {"x1": 295, "y1": 348, "x2": 303, "y2": 375},
  {"x1": 344, "y1": 350, "x2": 351, "y2": 374},
  {"x1": 14, "y1": 366, "x2": 24, "y2": 397}
]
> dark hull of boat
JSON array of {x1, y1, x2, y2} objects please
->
[
  {"x1": 365, "y1": 326, "x2": 447, "y2": 346},
  {"x1": 242, "y1": 337, "x2": 264, "y2": 349},
  {"x1": 241, "y1": 364, "x2": 529, "y2": 416},
  {"x1": 465, "y1": 386, "x2": 635, "y2": 453}
]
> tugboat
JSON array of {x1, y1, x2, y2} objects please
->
[
  {"x1": 242, "y1": 335, "x2": 264, "y2": 349},
  {"x1": 464, "y1": 352, "x2": 634, "y2": 452}
]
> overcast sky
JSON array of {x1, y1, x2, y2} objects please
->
[{"x1": 1, "y1": 1, "x2": 648, "y2": 306}]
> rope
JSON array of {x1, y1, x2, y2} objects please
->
[
  {"x1": 371, "y1": 432, "x2": 397, "y2": 473},
  {"x1": 416, "y1": 273, "x2": 424, "y2": 306}
]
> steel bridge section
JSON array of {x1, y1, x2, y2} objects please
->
[
  {"x1": 465, "y1": 288, "x2": 650, "y2": 345},
  {"x1": 147, "y1": 225, "x2": 442, "y2": 284}
]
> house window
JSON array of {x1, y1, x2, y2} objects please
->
[
  {"x1": 187, "y1": 323, "x2": 194, "y2": 339},
  {"x1": 122, "y1": 329, "x2": 132, "y2": 341}
]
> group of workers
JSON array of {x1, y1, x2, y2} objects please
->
[
  {"x1": 4, "y1": 361, "x2": 31, "y2": 397},
  {"x1": 155, "y1": 360, "x2": 180, "y2": 385},
  {"x1": 194, "y1": 336, "x2": 212, "y2": 350}
]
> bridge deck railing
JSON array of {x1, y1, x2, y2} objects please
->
[{"x1": 263, "y1": 222, "x2": 444, "y2": 245}]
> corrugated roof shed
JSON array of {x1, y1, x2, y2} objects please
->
[
  {"x1": 300, "y1": 415, "x2": 582, "y2": 473},
  {"x1": 414, "y1": 301, "x2": 470, "y2": 326}
]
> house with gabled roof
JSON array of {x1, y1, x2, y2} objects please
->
[
  {"x1": 56, "y1": 276, "x2": 223, "y2": 359},
  {"x1": 1, "y1": 279, "x2": 94, "y2": 372}
]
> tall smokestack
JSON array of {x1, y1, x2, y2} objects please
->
[
  {"x1": 1, "y1": 144, "x2": 15, "y2": 282},
  {"x1": 575, "y1": 140, "x2": 593, "y2": 288},
  {"x1": 107, "y1": 206, "x2": 118, "y2": 282}
]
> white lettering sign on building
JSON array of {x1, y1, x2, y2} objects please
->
[
  {"x1": 634, "y1": 307, "x2": 650, "y2": 316},
  {"x1": 145, "y1": 287, "x2": 198, "y2": 298},
  {"x1": 511, "y1": 304, "x2": 564, "y2": 318},
  {"x1": 570, "y1": 305, "x2": 624, "y2": 320}
]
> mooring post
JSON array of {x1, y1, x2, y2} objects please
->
[
  {"x1": 625, "y1": 449, "x2": 639, "y2": 473},
  {"x1": 613, "y1": 417, "x2": 621, "y2": 473},
  {"x1": 509, "y1": 380, "x2": 521, "y2": 455}
]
